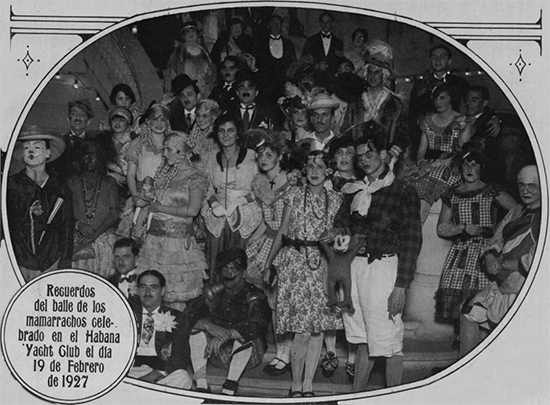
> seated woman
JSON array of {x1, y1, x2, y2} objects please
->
[
  {"x1": 201, "y1": 114, "x2": 262, "y2": 282},
  {"x1": 68, "y1": 140, "x2": 120, "y2": 276},
  {"x1": 7, "y1": 126, "x2": 73, "y2": 282},
  {"x1": 459, "y1": 164, "x2": 540, "y2": 358},
  {"x1": 435, "y1": 147, "x2": 517, "y2": 348},
  {"x1": 136, "y1": 132, "x2": 210, "y2": 311},
  {"x1": 416, "y1": 83, "x2": 472, "y2": 161}
]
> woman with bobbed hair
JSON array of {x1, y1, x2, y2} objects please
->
[
  {"x1": 435, "y1": 144, "x2": 517, "y2": 347},
  {"x1": 416, "y1": 83, "x2": 472, "y2": 161},
  {"x1": 201, "y1": 113, "x2": 262, "y2": 281},
  {"x1": 186, "y1": 98, "x2": 220, "y2": 163},
  {"x1": 344, "y1": 28, "x2": 368, "y2": 77},
  {"x1": 99, "y1": 83, "x2": 142, "y2": 131}
]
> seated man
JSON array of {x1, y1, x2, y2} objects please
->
[
  {"x1": 459, "y1": 164, "x2": 541, "y2": 358},
  {"x1": 128, "y1": 270, "x2": 193, "y2": 389},
  {"x1": 107, "y1": 237, "x2": 140, "y2": 306},
  {"x1": 186, "y1": 248, "x2": 271, "y2": 395}
]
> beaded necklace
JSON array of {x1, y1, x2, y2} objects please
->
[{"x1": 80, "y1": 172, "x2": 102, "y2": 224}]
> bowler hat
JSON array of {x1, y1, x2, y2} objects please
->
[
  {"x1": 68, "y1": 98, "x2": 95, "y2": 118},
  {"x1": 171, "y1": 74, "x2": 198, "y2": 96}
]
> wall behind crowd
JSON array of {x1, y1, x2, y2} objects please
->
[{"x1": 21, "y1": 6, "x2": 515, "y2": 136}]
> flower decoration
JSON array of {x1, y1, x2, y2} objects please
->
[
  {"x1": 277, "y1": 82, "x2": 325, "y2": 120},
  {"x1": 153, "y1": 312, "x2": 178, "y2": 333}
]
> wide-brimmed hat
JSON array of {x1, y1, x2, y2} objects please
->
[
  {"x1": 306, "y1": 92, "x2": 340, "y2": 110},
  {"x1": 68, "y1": 98, "x2": 95, "y2": 118},
  {"x1": 109, "y1": 106, "x2": 133, "y2": 124},
  {"x1": 364, "y1": 39, "x2": 395, "y2": 77},
  {"x1": 10, "y1": 125, "x2": 66, "y2": 174},
  {"x1": 171, "y1": 74, "x2": 198, "y2": 95}
]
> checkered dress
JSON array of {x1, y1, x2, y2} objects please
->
[
  {"x1": 420, "y1": 114, "x2": 467, "y2": 155},
  {"x1": 435, "y1": 184, "x2": 503, "y2": 320}
]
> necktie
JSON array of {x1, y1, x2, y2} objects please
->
[
  {"x1": 270, "y1": 35, "x2": 281, "y2": 41},
  {"x1": 241, "y1": 105, "x2": 254, "y2": 129},
  {"x1": 185, "y1": 113, "x2": 192, "y2": 129},
  {"x1": 322, "y1": 32, "x2": 331, "y2": 39},
  {"x1": 142, "y1": 312, "x2": 154, "y2": 344}
]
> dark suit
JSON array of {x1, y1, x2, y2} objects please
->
[
  {"x1": 255, "y1": 34, "x2": 297, "y2": 125},
  {"x1": 47, "y1": 132, "x2": 90, "y2": 184},
  {"x1": 301, "y1": 32, "x2": 344, "y2": 74},
  {"x1": 167, "y1": 99, "x2": 196, "y2": 134},
  {"x1": 227, "y1": 102, "x2": 274, "y2": 133},
  {"x1": 131, "y1": 303, "x2": 191, "y2": 375},
  {"x1": 209, "y1": 82, "x2": 239, "y2": 114},
  {"x1": 470, "y1": 107, "x2": 505, "y2": 184},
  {"x1": 106, "y1": 271, "x2": 140, "y2": 306}
]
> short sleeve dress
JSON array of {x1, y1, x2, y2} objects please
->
[{"x1": 276, "y1": 185, "x2": 344, "y2": 334}]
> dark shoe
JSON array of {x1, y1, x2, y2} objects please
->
[
  {"x1": 196, "y1": 386, "x2": 212, "y2": 393},
  {"x1": 302, "y1": 391, "x2": 315, "y2": 397},
  {"x1": 264, "y1": 358, "x2": 291, "y2": 376},
  {"x1": 345, "y1": 361, "x2": 355, "y2": 384},
  {"x1": 289, "y1": 388, "x2": 302, "y2": 398},
  {"x1": 320, "y1": 351, "x2": 338, "y2": 378},
  {"x1": 221, "y1": 379, "x2": 239, "y2": 396}
]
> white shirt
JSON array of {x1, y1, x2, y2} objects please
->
[
  {"x1": 321, "y1": 31, "x2": 332, "y2": 56},
  {"x1": 117, "y1": 269, "x2": 136, "y2": 299},
  {"x1": 137, "y1": 306, "x2": 160, "y2": 356},
  {"x1": 302, "y1": 130, "x2": 336, "y2": 151},
  {"x1": 269, "y1": 35, "x2": 283, "y2": 59}
]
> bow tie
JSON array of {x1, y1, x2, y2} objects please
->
[
  {"x1": 241, "y1": 104, "x2": 255, "y2": 111},
  {"x1": 120, "y1": 274, "x2": 137, "y2": 283},
  {"x1": 270, "y1": 35, "x2": 281, "y2": 41},
  {"x1": 321, "y1": 33, "x2": 332, "y2": 39}
]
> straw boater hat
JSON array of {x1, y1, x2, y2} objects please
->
[
  {"x1": 306, "y1": 92, "x2": 340, "y2": 110},
  {"x1": 10, "y1": 125, "x2": 65, "y2": 174}
]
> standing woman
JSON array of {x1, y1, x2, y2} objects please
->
[
  {"x1": 246, "y1": 137, "x2": 303, "y2": 377},
  {"x1": 125, "y1": 103, "x2": 171, "y2": 211},
  {"x1": 416, "y1": 83, "x2": 472, "y2": 161},
  {"x1": 344, "y1": 28, "x2": 368, "y2": 78},
  {"x1": 164, "y1": 20, "x2": 216, "y2": 97},
  {"x1": 136, "y1": 132, "x2": 209, "y2": 311},
  {"x1": 201, "y1": 114, "x2": 262, "y2": 282},
  {"x1": 186, "y1": 98, "x2": 220, "y2": 164},
  {"x1": 435, "y1": 147, "x2": 517, "y2": 346},
  {"x1": 100, "y1": 83, "x2": 142, "y2": 131},
  {"x1": 264, "y1": 150, "x2": 343, "y2": 398},
  {"x1": 7, "y1": 126, "x2": 74, "y2": 282}
]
